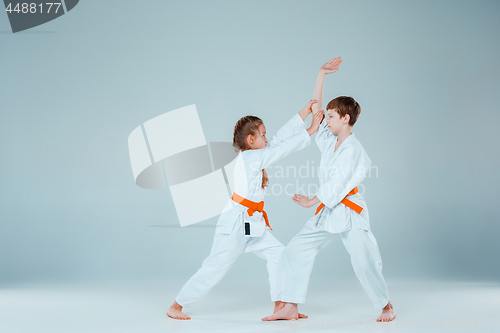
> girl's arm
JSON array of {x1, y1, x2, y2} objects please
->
[
  {"x1": 258, "y1": 111, "x2": 323, "y2": 169},
  {"x1": 298, "y1": 100, "x2": 317, "y2": 121},
  {"x1": 267, "y1": 100, "x2": 317, "y2": 146}
]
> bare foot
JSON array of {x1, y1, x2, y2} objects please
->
[
  {"x1": 298, "y1": 312, "x2": 308, "y2": 319},
  {"x1": 273, "y1": 301, "x2": 308, "y2": 319},
  {"x1": 167, "y1": 301, "x2": 191, "y2": 320},
  {"x1": 376, "y1": 301, "x2": 396, "y2": 322},
  {"x1": 274, "y1": 301, "x2": 285, "y2": 313},
  {"x1": 263, "y1": 303, "x2": 298, "y2": 321}
]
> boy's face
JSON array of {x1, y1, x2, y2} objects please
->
[
  {"x1": 248, "y1": 123, "x2": 267, "y2": 149},
  {"x1": 326, "y1": 108, "x2": 346, "y2": 134}
]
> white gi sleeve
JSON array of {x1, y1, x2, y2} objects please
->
[
  {"x1": 252, "y1": 129, "x2": 311, "y2": 170},
  {"x1": 316, "y1": 146, "x2": 371, "y2": 209},
  {"x1": 267, "y1": 113, "x2": 307, "y2": 146},
  {"x1": 315, "y1": 117, "x2": 335, "y2": 153}
]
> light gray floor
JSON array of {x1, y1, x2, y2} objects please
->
[{"x1": 1, "y1": 279, "x2": 499, "y2": 333}]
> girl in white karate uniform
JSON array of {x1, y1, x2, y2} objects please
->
[{"x1": 167, "y1": 101, "x2": 324, "y2": 320}]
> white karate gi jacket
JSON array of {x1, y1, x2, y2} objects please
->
[
  {"x1": 215, "y1": 113, "x2": 311, "y2": 235},
  {"x1": 306, "y1": 118, "x2": 372, "y2": 233}
]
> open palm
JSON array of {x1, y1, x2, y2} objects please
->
[{"x1": 320, "y1": 57, "x2": 342, "y2": 74}]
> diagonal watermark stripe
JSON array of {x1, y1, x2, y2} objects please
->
[{"x1": 128, "y1": 105, "x2": 238, "y2": 227}]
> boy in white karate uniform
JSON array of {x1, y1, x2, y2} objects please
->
[
  {"x1": 263, "y1": 58, "x2": 396, "y2": 322},
  {"x1": 167, "y1": 101, "x2": 324, "y2": 320}
]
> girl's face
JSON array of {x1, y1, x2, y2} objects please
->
[
  {"x1": 326, "y1": 108, "x2": 347, "y2": 134},
  {"x1": 248, "y1": 123, "x2": 267, "y2": 149}
]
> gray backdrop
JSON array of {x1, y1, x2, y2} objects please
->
[{"x1": 1, "y1": 0, "x2": 499, "y2": 287}]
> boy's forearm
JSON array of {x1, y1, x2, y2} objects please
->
[{"x1": 312, "y1": 71, "x2": 327, "y2": 114}]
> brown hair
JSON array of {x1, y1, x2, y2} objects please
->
[
  {"x1": 326, "y1": 96, "x2": 361, "y2": 126},
  {"x1": 232, "y1": 116, "x2": 269, "y2": 189}
]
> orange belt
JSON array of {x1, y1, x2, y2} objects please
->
[
  {"x1": 232, "y1": 193, "x2": 272, "y2": 231},
  {"x1": 315, "y1": 186, "x2": 363, "y2": 215}
]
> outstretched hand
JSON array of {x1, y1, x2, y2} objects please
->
[
  {"x1": 320, "y1": 57, "x2": 342, "y2": 74},
  {"x1": 293, "y1": 194, "x2": 313, "y2": 208}
]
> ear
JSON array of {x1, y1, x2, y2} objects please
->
[
  {"x1": 344, "y1": 114, "x2": 350, "y2": 124},
  {"x1": 246, "y1": 134, "x2": 255, "y2": 147}
]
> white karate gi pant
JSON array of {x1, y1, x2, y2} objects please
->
[
  {"x1": 175, "y1": 221, "x2": 285, "y2": 308},
  {"x1": 281, "y1": 224, "x2": 390, "y2": 310}
]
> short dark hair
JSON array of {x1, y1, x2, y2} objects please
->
[{"x1": 326, "y1": 96, "x2": 361, "y2": 126}]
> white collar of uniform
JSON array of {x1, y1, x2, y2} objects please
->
[{"x1": 334, "y1": 132, "x2": 356, "y2": 146}]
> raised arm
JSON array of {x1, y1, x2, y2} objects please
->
[{"x1": 311, "y1": 57, "x2": 342, "y2": 115}]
